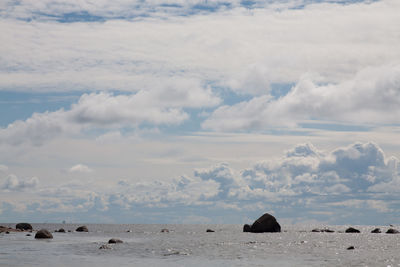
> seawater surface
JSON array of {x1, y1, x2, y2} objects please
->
[{"x1": 0, "y1": 224, "x2": 399, "y2": 266}]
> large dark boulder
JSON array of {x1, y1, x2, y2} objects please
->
[
  {"x1": 16, "y1": 223, "x2": 33, "y2": 231},
  {"x1": 245, "y1": 213, "x2": 281, "y2": 233},
  {"x1": 35, "y1": 229, "x2": 53, "y2": 239},
  {"x1": 76, "y1": 226, "x2": 88, "y2": 232},
  {"x1": 345, "y1": 227, "x2": 360, "y2": 233}
]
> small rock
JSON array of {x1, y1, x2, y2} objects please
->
[
  {"x1": 312, "y1": 228, "x2": 334, "y2": 233},
  {"x1": 35, "y1": 229, "x2": 53, "y2": 239},
  {"x1": 57, "y1": 228, "x2": 66, "y2": 233},
  {"x1": 76, "y1": 226, "x2": 88, "y2": 232},
  {"x1": 371, "y1": 228, "x2": 381, "y2": 233},
  {"x1": 243, "y1": 224, "x2": 251, "y2": 232},
  {"x1": 99, "y1": 244, "x2": 112, "y2": 250},
  {"x1": 26, "y1": 234, "x2": 31, "y2": 236},
  {"x1": 5, "y1": 231, "x2": 10, "y2": 234},
  {"x1": 108, "y1": 238, "x2": 123, "y2": 244},
  {"x1": 347, "y1": 246, "x2": 355, "y2": 250},
  {"x1": 386, "y1": 228, "x2": 399, "y2": 234},
  {"x1": 206, "y1": 229, "x2": 215, "y2": 232},
  {"x1": 16, "y1": 223, "x2": 33, "y2": 231},
  {"x1": 345, "y1": 227, "x2": 360, "y2": 233},
  {"x1": 161, "y1": 229, "x2": 169, "y2": 233}
]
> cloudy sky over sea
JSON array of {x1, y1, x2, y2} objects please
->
[{"x1": 0, "y1": 0, "x2": 399, "y2": 225}]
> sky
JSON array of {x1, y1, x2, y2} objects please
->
[{"x1": 0, "y1": 0, "x2": 399, "y2": 225}]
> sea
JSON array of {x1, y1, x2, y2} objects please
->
[{"x1": 0, "y1": 223, "x2": 399, "y2": 266}]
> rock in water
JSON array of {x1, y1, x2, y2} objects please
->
[
  {"x1": 386, "y1": 228, "x2": 399, "y2": 234},
  {"x1": 108, "y1": 238, "x2": 123, "y2": 244},
  {"x1": 248, "y1": 213, "x2": 281, "y2": 233},
  {"x1": 76, "y1": 226, "x2": 88, "y2": 232},
  {"x1": 347, "y1": 246, "x2": 355, "y2": 250},
  {"x1": 16, "y1": 223, "x2": 33, "y2": 231},
  {"x1": 206, "y1": 229, "x2": 215, "y2": 232},
  {"x1": 345, "y1": 227, "x2": 360, "y2": 233},
  {"x1": 99, "y1": 244, "x2": 112, "y2": 250},
  {"x1": 371, "y1": 228, "x2": 381, "y2": 233},
  {"x1": 35, "y1": 229, "x2": 53, "y2": 239},
  {"x1": 57, "y1": 228, "x2": 66, "y2": 233},
  {"x1": 243, "y1": 224, "x2": 251, "y2": 232},
  {"x1": 312, "y1": 228, "x2": 334, "y2": 233}
]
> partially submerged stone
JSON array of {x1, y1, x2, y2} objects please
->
[
  {"x1": 386, "y1": 228, "x2": 399, "y2": 234},
  {"x1": 35, "y1": 229, "x2": 53, "y2": 239},
  {"x1": 76, "y1": 226, "x2": 88, "y2": 232},
  {"x1": 16, "y1": 223, "x2": 33, "y2": 231},
  {"x1": 108, "y1": 238, "x2": 123, "y2": 244},
  {"x1": 345, "y1": 227, "x2": 360, "y2": 233}
]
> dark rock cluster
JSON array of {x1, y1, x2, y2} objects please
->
[{"x1": 16, "y1": 223, "x2": 33, "y2": 231}]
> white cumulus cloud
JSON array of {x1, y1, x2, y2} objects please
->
[
  {"x1": 203, "y1": 65, "x2": 400, "y2": 131},
  {"x1": 69, "y1": 164, "x2": 93, "y2": 173}
]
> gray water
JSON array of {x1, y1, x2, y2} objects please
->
[{"x1": 0, "y1": 224, "x2": 399, "y2": 266}]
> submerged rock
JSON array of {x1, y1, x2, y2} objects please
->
[
  {"x1": 16, "y1": 223, "x2": 33, "y2": 231},
  {"x1": 99, "y1": 244, "x2": 112, "y2": 250},
  {"x1": 35, "y1": 229, "x2": 53, "y2": 239},
  {"x1": 386, "y1": 228, "x2": 399, "y2": 234},
  {"x1": 108, "y1": 238, "x2": 123, "y2": 244},
  {"x1": 347, "y1": 246, "x2": 355, "y2": 250},
  {"x1": 371, "y1": 228, "x2": 381, "y2": 233},
  {"x1": 57, "y1": 228, "x2": 66, "y2": 233},
  {"x1": 206, "y1": 229, "x2": 215, "y2": 233},
  {"x1": 244, "y1": 213, "x2": 281, "y2": 233},
  {"x1": 345, "y1": 227, "x2": 360, "y2": 233},
  {"x1": 76, "y1": 226, "x2": 88, "y2": 232},
  {"x1": 161, "y1": 229, "x2": 169, "y2": 233}
]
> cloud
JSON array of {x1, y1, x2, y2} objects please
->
[
  {"x1": 203, "y1": 64, "x2": 400, "y2": 131},
  {"x1": 0, "y1": 164, "x2": 8, "y2": 172},
  {"x1": 2, "y1": 174, "x2": 39, "y2": 191},
  {"x1": 1, "y1": 0, "x2": 399, "y2": 94},
  {"x1": 2, "y1": 0, "x2": 354, "y2": 22},
  {"x1": 0, "y1": 141, "x2": 399, "y2": 223},
  {"x1": 0, "y1": 90, "x2": 220, "y2": 145},
  {"x1": 69, "y1": 164, "x2": 93, "y2": 173}
]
